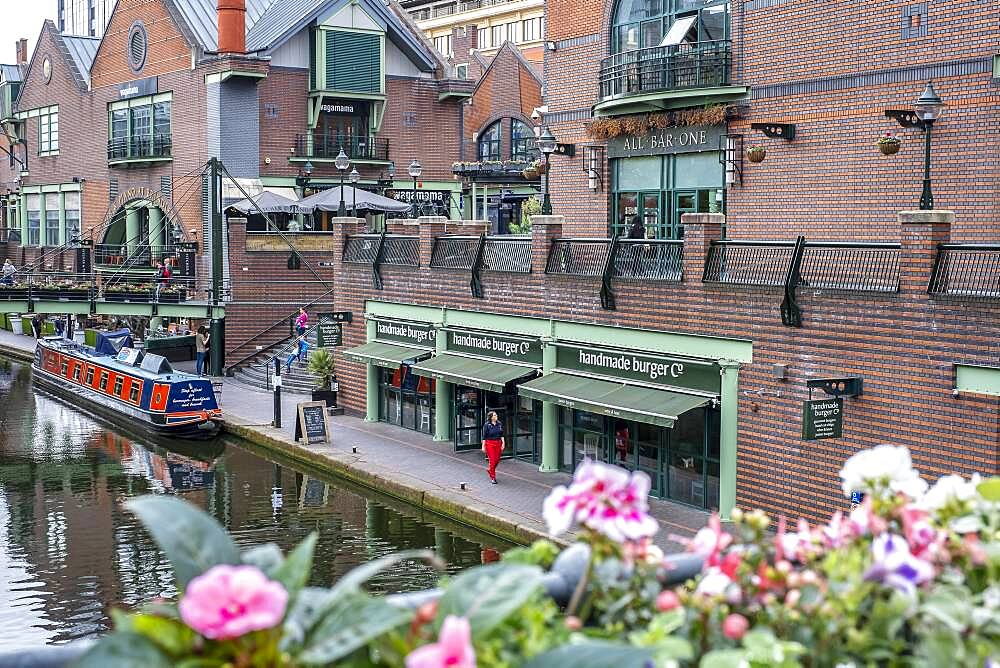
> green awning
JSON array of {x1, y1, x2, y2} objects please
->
[
  {"x1": 410, "y1": 353, "x2": 538, "y2": 393},
  {"x1": 343, "y1": 341, "x2": 432, "y2": 369},
  {"x1": 517, "y1": 372, "x2": 709, "y2": 428}
]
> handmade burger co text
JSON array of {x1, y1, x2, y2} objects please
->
[
  {"x1": 452, "y1": 332, "x2": 532, "y2": 358},
  {"x1": 578, "y1": 349, "x2": 684, "y2": 381},
  {"x1": 377, "y1": 321, "x2": 435, "y2": 345}
]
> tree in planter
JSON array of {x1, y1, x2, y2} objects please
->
[{"x1": 307, "y1": 347, "x2": 338, "y2": 407}]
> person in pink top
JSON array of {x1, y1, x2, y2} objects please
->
[{"x1": 295, "y1": 307, "x2": 308, "y2": 335}]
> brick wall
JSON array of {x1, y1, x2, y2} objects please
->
[
  {"x1": 316, "y1": 214, "x2": 999, "y2": 524},
  {"x1": 90, "y1": 0, "x2": 191, "y2": 88},
  {"x1": 463, "y1": 46, "x2": 542, "y2": 158}
]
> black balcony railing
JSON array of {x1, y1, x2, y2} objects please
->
[
  {"x1": 94, "y1": 243, "x2": 177, "y2": 267},
  {"x1": 484, "y1": 236, "x2": 531, "y2": 274},
  {"x1": 615, "y1": 239, "x2": 683, "y2": 281},
  {"x1": 801, "y1": 243, "x2": 901, "y2": 293},
  {"x1": 928, "y1": 244, "x2": 1000, "y2": 298},
  {"x1": 703, "y1": 240, "x2": 796, "y2": 287},
  {"x1": 599, "y1": 40, "x2": 731, "y2": 100},
  {"x1": 295, "y1": 134, "x2": 390, "y2": 162},
  {"x1": 545, "y1": 239, "x2": 613, "y2": 277},
  {"x1": 107, "y1": 133, "x2": 172, "y2": 162}
]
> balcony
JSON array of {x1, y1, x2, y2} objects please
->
[
  {"x1": 107, "y1": 134, "x2": 172, "y2": 166},
  {"x1": 293, "y1": 134, "x2": 390, "y2": 163},
  {"x1": 595, "y1": 40, "x2": 747, "y2": 116}
]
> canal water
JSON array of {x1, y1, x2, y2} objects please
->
[{"x1": 0, "y1": 357, "x2": 509, "y2": 650}]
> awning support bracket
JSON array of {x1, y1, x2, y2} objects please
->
[
  {"x1": 470, "y1": 232, "x2": 486, "y2": 299},
  {"x1": 780, "y1": 235, "x2": 805, "y2": 327},
  {"x1": 600, "y1": 234, "x2": 619, "y2": 310},
  {"x1": 372, "y1": 229, "x2": 386, "y2": 291}
]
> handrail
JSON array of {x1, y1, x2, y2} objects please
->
[{"x1": 470, "y1": 233, "x2": 486, "y2": 299}]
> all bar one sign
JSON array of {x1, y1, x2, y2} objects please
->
[{"x1": 607, "y1": 125, "x2": 725, "y2": 158}]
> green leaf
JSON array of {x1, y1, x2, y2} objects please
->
[
  {"x1": 699, "y1": 649, "x2": 749, "y2": 668},
  {"x1": 434, "y1": 563, "x2": 544, "y2": 639},
  {"x1": 110, "y1": 610, "x2": 197, "y2": 656},
  {"x1": 330, "y1": 549, "x2": 441, "y2": 598},
  {"x1": 125, "y1": 495, "x2": 239, "y2": 588},
  {"x1": 271, "y1": 532, "x2": 318, "y2": 597},
  {"x1": 281, "y1": 587, "x2": 338, "y2": 651},
  {"x1": 242, "y1": 543, "x2": 285, "y2": 572},
  {"x1": 521, "y1": 641, "x2": 656, "y2": 668},
  {"x1": 921, "y1": 585, "x2": 972, "y2": 632},
  {"x1": 296, "y1": 593, "x2": 411, "y2": 665},
  {"x1": 71, "y1": 632, "x2": 173, "y2": 668},
  {"x1": 976, "y1": 477, "x2": 1000, "y2": 502}
]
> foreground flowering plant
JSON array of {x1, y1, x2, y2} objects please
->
[{"x1": 79, "y1": 446, "x2": 999, "y2": 667}]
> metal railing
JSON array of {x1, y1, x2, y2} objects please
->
[
  {"x1": 430, "y1": 236, "x2": 478, "y2": 269},
  {"x1": 703, "y1": 240, "x2": 796, "y2": 287},
  {"x1": 95, "y1": 243, "x2": 177, "y2": 267},
  {"x1": 410, "y1": 0, "x2": 523, "y2": 21},
  {"x1": 483, "y1": 236, "x2": 532, "y2": 274},
  {"x1": 294, "y1": 134, "x2": 390, "y2": 162},
  {"x1": 928, "y1": 244, "x2": 1000, "y2": 298},
  {"x1": 107, "y1": 133, "x2": 172, "y2": 162},
  {"x1": 382, "y1": 236, "x2": 420, "y2": 266},
  {"x1": 343, "y1": 235, "x2": 382, "y2": 264},
  {"x1": 545, "y1": 239, "x2": 613, "y2": 277},
  {"x1": 599, "y1": 40, "x2": 731, "y2": 100},
  {"x1": 0, "y1": 270, "x2": 191, "y2": 304},
  {"x1": 615, "y1": 239, "x2": 683, "y2": 281},
  {"x1": 344, "y1": 233, "x2": 418, "y2": 290},
  {"x1": 800, "y1": 243, "x2": 901, "y2": 293}
]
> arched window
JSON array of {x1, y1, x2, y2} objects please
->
[
  {"x1": 610, "y1": 0, "x2": 729, "y2": 55},
  {"x1": 477, "y1": 122, "x2": 502, "y2": 161},
  {"x1": 511, "y1": 120, "x2": 538, "y2": 161}
]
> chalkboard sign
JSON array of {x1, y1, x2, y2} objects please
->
[
  {"x1": 295, "y1": 400, "x2": 330, "y2": 444},
  {"x1": 802, "y1": 398, "x2": 843, "y2": 440},
  {"x1": 316, "y1": 313, "x2": 343, "y2": 348}
]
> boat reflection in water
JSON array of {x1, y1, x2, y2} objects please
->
[{"x1": 0, "y1": 357, "x2": 510, "y2": 650}]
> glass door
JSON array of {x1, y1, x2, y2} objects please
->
[
  {"x1": 635, "y1": 422, "x2": 664, "y2": 497},
  {"x1": 673, "y1": 190, "x2": 698, "y2": 238},
  {"x1": 514, "y1": 396, "x2": 540, "y2": 463},
  {"x1": 454, "y1": 386, "x2": 482, "y2": 451},
  {"x1": 641, "y1": 192, "x2": 661, "y2": 238}
]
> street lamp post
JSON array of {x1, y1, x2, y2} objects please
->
[
  {"x1": 349, "y1": 167, "x2": 361, "y2": 217},
  {"x1": 408, "y1": 160, "x2": 422, "y2": 218},
  {"x1": 294, "y1": 160, "x2": 314, "y2": 232},
  {"x1": 334, "y1": 149, "x2": 350, "y2": 216},
  {"x1": 913, "y1": 82, "x2": 945, "y2": 211},
  {"x1": 536, "y1": 126, "x2": 558, "y2": 215}
]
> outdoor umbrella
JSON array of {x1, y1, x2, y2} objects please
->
[
  {"x1": 228, "y1": 190, "x2": 301, "y2": 215},
  {"x1": 296, "y1": 186, "x2": 411, "y2": 214}
]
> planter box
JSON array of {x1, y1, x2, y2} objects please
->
[
  {"x1": 58, "y1": 290, "x2": 91, "y2": 301},
  {"x1": 34, "y1": 289, "x2": 60, "y2": 300},
  {"x1": 0, "y1": 290, "x2": 29, "y2": 300},
  {"x1": 157, "y1": 290, "x2": 185, "y2": 304},
  {"x1": 312, "y1": 388, "x2": 338, "y2": 408},
  {"x1": 106, "y1": 291, "x2": 152, "y2": 302}
]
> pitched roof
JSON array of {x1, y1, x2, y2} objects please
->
[
  {"x1": 471, "y1": 41, "x2": 541, "y2": 97},
  {"x1": 62, "y1": 36, "x2": 100, "y2": 87},
  {"x1": 166, "y1": 0, "x2": 273, "y2": 52}
]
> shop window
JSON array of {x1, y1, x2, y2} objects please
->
[
  {"x1": 511, "y1": 120, "x2": 538, "y2": 161},
  {"x1": 44, "y1": 193, "x2": 59, "y2": 246},
  {"x1": 477, "y1": 122, "x2": 501, "y2": 161},
  {"x1": 64, "y1": 192, "x2": 81, "y2": 242},
  {"x1": 26, "y1": 194, "x2": 40, "y2": 246},
  {"x1": 38, "y1": 108, "x2": 58, "y2": 155}
]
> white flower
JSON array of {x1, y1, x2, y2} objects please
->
[
  {"x1": 695, "y1": 568, "x2": 732, "y2": 596},
  {"x1": 839, "y1": 445, "x2": 928, "y2": 499},
  {"x1": 920, "y1": 473, "x2": 981, "y2": 511}
]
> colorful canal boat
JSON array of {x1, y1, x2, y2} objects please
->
[{"x1": 32, "y1": 336, "x2": 221, "y2": 439}]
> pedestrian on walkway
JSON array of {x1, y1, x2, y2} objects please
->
[
  {"x1": 54, "y1": 317, "x2": 65, "y2": 338},
  {"x1": 1, "y1": 259, "x2": 16, "y2": 285},
  {"x1": 195, "y1": 325, "x2": 208, "y2": 376},
  {"x1": 295, "y1": 307, "x2": 308, "y2": 335},
  {"x1": 31, "y1": 314, "x2": 44, "y2": 339},
  {"x1": 481, "y1": 410, "x2": 505, "y2": 484},
  {"x1": 286, "y1": 336, "x2": 309, "y2": 372}
]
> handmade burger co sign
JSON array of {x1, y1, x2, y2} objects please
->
[
  {"x1": 375, "y1": 320, "x2": 436, "y2": 347},
  {"x1": 607, "y1": 124, "x2": 725, "y2": 158},
  {"x1": 447, "y1": 330, "x2": 543, "y2": 365},
  {"x1": 555, "y1": 344, "x2": 720, "y2": 393}
]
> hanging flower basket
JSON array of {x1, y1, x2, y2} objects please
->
[
  {"x1": 522, "y1": 167, "x2": 540, "y2": 179},
  {"x1": 877, "y1": 133, "x2": 901, "y2": 155},
  {"x1": 747, "y1": 145, "x2": 766, "y2": 163}
]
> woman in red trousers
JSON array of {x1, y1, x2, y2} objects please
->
[{"x1": 481, "y1": 411, "x2": 505, "y2": 484}]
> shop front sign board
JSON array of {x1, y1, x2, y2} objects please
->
[
  {"x1": 555, "y1": 343, "x2": 720, "y2": 394},
  {"x1": 446, "y1": 330, "x2": 543, "y2": 365},
  {"x1": 801, "y1": 398, "x2": 843, "y2": 440},
  {"x1": 607, "y1": 124, "x2": 726, "y2": 159},
  {"x1": 316, "y1": 313, "x2": 343, "y2": 348},
  {"x1": 295, "y1": 401, "x2": 330, "y2": 445},
  {"x1": 374, "y1": 319, "x2": 436, "y2": 348}
]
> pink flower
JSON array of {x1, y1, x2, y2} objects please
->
[
  {"x1": 864, "y1": 533, "x2": 934, "y2": 597},
  {"x1": 901, "y1": 505, "x2": 945, "y2": 560},
  {"x1": 722, "y1": 613, "x2": 749, "y2": 640},
  {"x1": 406, "y1": 616, "x2": 476, "y2": 668},
  {"x1": 542, "y1": 459, "x2": 658, "y2": 543},
  {"x1": 687, "y1": 513, "x2": 732, "y2": 567},
  {"x1": 776, "y1": 517, "x2": 821, "y2": 563},
  {"x1": 695, "y1": 567, "x2": 733, "y2": 597},
  {"x1": 178, "y1": 565, "x2": 288, "y2": 640},
  {"x1": 656, "y1": 590, "x2": 681, "y2": 612}
]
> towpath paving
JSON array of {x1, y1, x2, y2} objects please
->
[{"x1": 0, "y1": 329, "x2": 709, "y2": 552}]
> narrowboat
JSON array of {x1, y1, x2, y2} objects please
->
[{"x1": 32, "y1": 336, "x2": 222, "y2": 439}]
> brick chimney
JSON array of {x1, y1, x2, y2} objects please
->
[
  {"x1": 217, "y1": 0, "x2": 246, "y2": 54},
  {"x1": 15, "y1": 39, "x2": 27, "y2": 66}
]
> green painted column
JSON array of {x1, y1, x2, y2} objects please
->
[
  {"x1": 539, "y1": 340, "x2": 559, "y2": 473},
  {"x1": 719, "y1": 361, "x2": 740, "y2": 521},
  {"x1": 18, "y1": 193, "x2": 27, "y2": 242},
  {"x1": 433, "y1": 328, "x2": 452, "y2": 442},
  {"x1": 148, "y1": 206, "x2": 164, "y2": 262},
  {"x1": 125, "y1": 205, "x2": 141, "y2": 254},
  {"x1": 57, "y1": 192, "x2": 66, "y2": 246},
  {"x1": 365, "y1": 318, "x2": 378, "y2": 422}
]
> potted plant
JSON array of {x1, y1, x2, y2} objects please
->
[
  {"x1": 306, "y1": 347, "x2": 338, "y2": 407},
  {"x1": 878, "y1": 132, "x2": 902, "y2": 155},
  {"x1": 747, "y1": 143, "x2": 766, "y2": 163}
]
